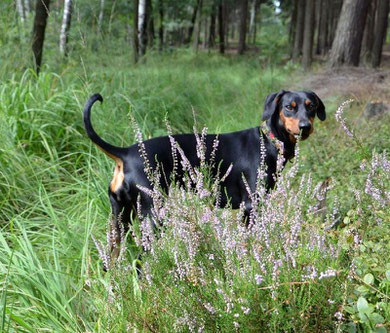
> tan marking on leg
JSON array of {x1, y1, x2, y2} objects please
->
[
  {"x1": 110, "y1": 159, "x2": 124, "y2": 193},
  {"x1": 92, "y1": 143, "x2": 125, "y2": 193}
]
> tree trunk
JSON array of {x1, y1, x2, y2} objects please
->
[
  {"x1": 59, "y1": 0, "x2": 72, "y2": 56},
  {"x1": 292, "y1": 0, "x2": 305, "y2": 60},
  {"x1": 238, "y1": 0, "x2": 248, "y2": 54},
  {"x1": 302, "y1": 0, "x2": 315, "y2": 69},
  {"x1": 218, "y1": 0, "x2": 225, "y2": 54},
  {"x1": 328, "y1": 0, "x2": 343, "y2": 49},
  {"x1": 146, "y1": 0, "x2": 154, "y2": 48},
  {"x1": 317, "y1": 0, "x2": 329, "y2": 54},
  {"x1": 248, "y1": 0, "x2": 256, "y2": 44},
  {"x1": 289, "y1": 0, "x2": 298, "y2": 47},
  {"x1": 372, "y1": 0, "x2": 389, "y2": 67},
  {"x1": 202, "y1": 17, "x2": 208, "y2": 49},
  {"x1": 252, "y1": 1, "x2": 260, "y2": 45},
  {"x1": 329, "y1": 0, "x2": 370, "y2": 67},
  {"x1": 158, "y1": 0, "x2": 163, "y2": 51},
  {"x1": 186, "y1": 0, "x2": 201, "y2": 44},
  {"x1": 314, "y1": 0, "x2": 321, "y2": 54},
  {"x1": 32, "y1": 0, "x2": 50, "y2": 74},
  {"x1": 98, "y1": 0, "x2": 105, "y2": 33},
  {"x1": 223, "y1": 1, "x2": 230, "y2": 47},
  {"x1": 361, "y1": 0, "x2": 377, "y2": 60},
  {"x1": 252, "y1": 14, "x2": 258, "y2": 44},
  {"x1": 208, "y1": 4, "x2": 216, "y2": 49},
  {"x1": 24, "y1": 0, "x2": 31, "y2": 13},
  {"x1": 193, "y1": 0, "x2": 203, "y2": 51},
  {"x1": 138, "y1": 0, "x2": 147, "y2": 56},
  {"x1": 133, "y1": 0, "x2": 139, "y2": 63},
  {"x1": 16, "y1": 0, "x2": 26, "y2": 22}
]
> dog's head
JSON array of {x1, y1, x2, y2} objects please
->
[{"x1": 262, "y1": 90, "x2": 326, "y2": 141}]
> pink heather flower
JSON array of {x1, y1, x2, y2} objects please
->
[
  {"x1": 272, "y1": 259, "x2": 283, "y2": 282},
  {"x1": 201, "y1": 208, "x2": 212, "y2": 224},
  {"x1": 203, "y1": 302, "x2": 215, "y2": 315},
  {"x1": 214, "y1": 278, "x2": 222, "y2": 286},
  {"x1": 168, "y1": 135, "x2": 178, "y2": 175},
  {"x1": 319, "y1": 268, "x2": 337, "y2": 280},
  {"x1": 241, "y1": 306, "x2": 250, "y2": 315},
  {"x1": 302, "y1": 265, "x2": 318, "y2": 281},
  {"x1": 334, "y1": 311, "x2": 343, "y2": 321},
  {"x1": 91, "y1": 234, "x2": 110, "y2": 271},
  {"x1": 255, "y1": 274, "x2": 264, "y2": 285},
  {"x1": 335, "y1": 99, "x2": 354, "y2": 138},
  {"x1": 209, "y1": 135, "x2": 220, "y2": 165},
  {"x1": 195, "y1": 127, "x2": 208, "y2": 167},
  {"x1": 220, "y1": 163, "x2": 233, "y2": 182}
]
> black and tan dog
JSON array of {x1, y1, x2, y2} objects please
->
[{"x1": 84, "y1": 90, "x2": 325, "y2": 248}]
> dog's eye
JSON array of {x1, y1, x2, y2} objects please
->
[
  {"x1": 307, "y1": 103, "x2": 315, "y2": 110},
  {"x1": 285, "y1": 105, "x2": 293, "y2": 111}
]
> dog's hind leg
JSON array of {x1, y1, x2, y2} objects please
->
[{"x1": 108, "y1": 191, "x2": 132, "y2": 263}]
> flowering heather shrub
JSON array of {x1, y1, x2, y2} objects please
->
[
  {"x1": 333, "y1": 100, "x2": 390, "y2": 331},
  {"x1": 93, "y1": 101, "x2": 389, "y2": 331}
]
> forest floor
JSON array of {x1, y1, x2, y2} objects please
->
[
  {"x1": 293, "y1": 66, "x2": 390, "y2": 102},
  {"x1": 292, "y1": 47, "x2": 390, "y2": 103}
]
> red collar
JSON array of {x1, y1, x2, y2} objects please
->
[{"x1": 260, "y1": 121, "x2": 283, "y2": 153}]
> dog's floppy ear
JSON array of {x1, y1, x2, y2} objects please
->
[
  {"x1": 262, "y1": 90, "x2": 287, "y2": 121},
  {"x1": 306, "y1": 91, "x2": 326, "y2": 121}
]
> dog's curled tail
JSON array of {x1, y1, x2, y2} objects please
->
[{"x1": 83, "y1": 93, "x2": 127, "y2": 160}]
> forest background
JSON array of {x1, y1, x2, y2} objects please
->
[{"x1": 0, "y1": 0, "x2": 389, "y2": 331}]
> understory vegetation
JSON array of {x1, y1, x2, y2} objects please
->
[
  {"x1": 1, "y1": 53, "x2": 389, "y2": 331},
  {"x1": 1, "y1": 3, "x2": 390, "y2": 332}
]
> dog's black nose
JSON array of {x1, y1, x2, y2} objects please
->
[{"x1": 299, "y1": 122, "x2": 312, "y2": 131}]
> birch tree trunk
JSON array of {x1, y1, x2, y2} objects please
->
[
  {"x1": 32, "y1": 0, "x2": 51, "y2": 74},
  {"x1": 252, "y1": 0, "x2": 261, "y2": 45},
  {"x1": 138, "y1": 0, "x2": 147, "y2": 56},
  {"x1": 371, "y1": 0, "x2": 389, "y2": 67},
  {"x1": 248, "y1": 0, "x2": 256, "y2": 44},
  {"x1": 16, "y1": 0, "x2": 26, "y2": 22},
  {"x1": 98, "y1": 0, "x2": 105, "y2": 32},
  {"x1": 329, "y1": 0, "x2": 370, "y2": 67},
  {"x1": 59, "y1": 0, "x2": 72, "y2": 56},
  {"x1": 193, "y1": 0, "x2": 203, "y2": 51},
  {"x1": 185, "y1": 0, "x2": 201, "y2": 44},
  {"x1": 24, "y1": 0, "x2": 31, "y2": 13}
]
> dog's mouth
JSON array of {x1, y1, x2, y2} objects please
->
[
  {"x1": 300, "y1": 131, "x2": 310, "y2": 140},
  {"x1": 286, "y1": 129, "x2": 310, "y2": 141}
]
